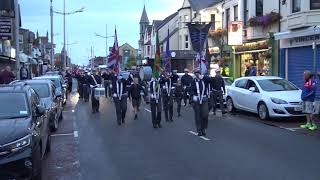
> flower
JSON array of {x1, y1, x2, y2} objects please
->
[{"x1": 248, "y1": 12, "x2": 281, "y2": 28}]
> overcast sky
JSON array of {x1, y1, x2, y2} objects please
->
[{"x1": 19, "y1": 0, "x2": 183, "y2": 65}]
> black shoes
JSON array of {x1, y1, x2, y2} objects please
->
[
  {"x1": 198, "y1": 132, "x2": 203, "y2": 136},
  {"x1": 158, "y1": 124, "x2": 162, "y2": 128},
  {"x1": 134, "y1": 114, "x2": 138, "y2": 120},
  {"x1": 153, "y1": 124, "x2": 158, "y2": 129}
]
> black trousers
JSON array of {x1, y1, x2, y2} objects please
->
[
  {"x1": 193, "y1": 99, "x2": 209, "y2": 134},
  {"x1": 163, "y1": 95, "x2": 173, "y2": 121},
  {"x1": 176, "y1": 97, "x2": 182, "y2": 115},
  {"x1": 183, "y1": 87, "x2": 191, "y2": 105},
  {"x1": 83, "y1": 84, "x2": 90, "y2": 101},
  {"x1": 213, "y1": 90, "x2": 225, "y2": 113},
  {"x1": 91, "y1": 88, "x2": 100, "y2": 112},
  {"x1": 113, "y1": 96, "x2": 127, "y2": 124},
  {"x1": 78, "y1": 82, "x2": 83, "y2": 98},
  {"x1": 104, "y1": 80, "x2": 109, "y2": 98},
  {"x1": 150, "y1": 98, "x2": 162, "y2": 126},
  {"x1": 208, "y1": 92, "x2": 214, "y2": 112}
]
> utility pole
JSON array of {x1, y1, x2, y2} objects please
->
[
  {"x1": 106, "y1": 24, "x2": 108, "y2": 64},
  {"x1": 63, "y1": 0, "x2": 67, "y2": 70},
  {"x1": 14, "y1": 0, "x2": 20, "y2": 80},
  {"x1": 50, "y1": 0, "x2": 54, "y2": 68}
]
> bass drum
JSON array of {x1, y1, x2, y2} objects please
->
[{"x1": 139, "y1": 66, "x2": 152, "y2": 81}]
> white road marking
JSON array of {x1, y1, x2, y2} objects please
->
[
  {"x1": 189, "y1": 131, "x2": 211, "y2": 141},
  {"x1": 51, "y1": 133, "x2": 74, "y2": 137},
  {"x1": 74, "y1": 131, "x2": 79, "y2": 138},
  {"x1": 279, "y1": 126, "x2": 302, "y2": 132},
  {"x1": 144, "y1": 108, "x2": 152, "y2": 113}
]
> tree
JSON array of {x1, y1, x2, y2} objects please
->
[{"x1": 125, "y1": 56, "x2": 137, "y2": 68}]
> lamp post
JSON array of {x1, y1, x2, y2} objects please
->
[
  {"x1": 95, "y1": 24, "x2": 114, "y2": 65},
  {"x1": 14, "y1": 0, "x2": 20, "y2": 80},
  {"x1": 50, "y1": 0, "x2": 54, "y2": 68},
  {"x1": 53, "y1": 1, "x2": 84, "y2": 71}
]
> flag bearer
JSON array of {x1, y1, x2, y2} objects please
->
[
  {"x1": 150, "y1": 76, "x2": 162, "y2": 128},
  {"x1": 112, "y1": 74, "x2": 128, "y2": 126}
]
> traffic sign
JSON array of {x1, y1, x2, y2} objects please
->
[{"x1": 0, "y1": 17, "x2": 13, "y2": 40}]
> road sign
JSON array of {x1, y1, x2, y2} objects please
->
[{"x1": 0, "y1": 17, "x2": 12, "y2": 40}]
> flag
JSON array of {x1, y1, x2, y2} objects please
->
[
  {"x1": 108, "y1": 28, "x2": 120, "y2": 73},
  {"x1": 153, "y1": 32, "x2": 161, "y2": 78},
  {"x1": 165, "y1": 28, "x2": 171, "y2": 73}
]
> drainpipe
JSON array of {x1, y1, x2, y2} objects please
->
[{"x1": 277, "y1": 0, "x2": 281, "y2": 77}]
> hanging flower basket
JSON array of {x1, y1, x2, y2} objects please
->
[
  {"x1": 248, "y1": 12, "x2": 281, "y2": 28},
  {"x1": 208, "y1": 28, "x2": 227, "y2": 39}
]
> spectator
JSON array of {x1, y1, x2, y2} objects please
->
[
  {"x1": 0, "y1": 66, "x2": 15, "y2": 84},
  {"x1": 300, "y1": 71, "x2": 317, "y2": 131},
  {"x1": 20, "y1": 64, "x2": 29, "y2": 80}
]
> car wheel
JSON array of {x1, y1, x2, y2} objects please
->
[
  {"x1": 226, "y1": 97, "x2": 235, "y2": 113},
  {"x1": 258, "y1": 102, "x2": 269, "y2": 120},
  {"x1": 45, "y1": 135, "x2": 51, "y2": 154}
]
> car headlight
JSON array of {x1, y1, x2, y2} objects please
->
[
  {"x1": 3, "y1": 135, "x2": 31, "y2": 152},
  {"x1": 271, "y1": 98, "x2": 288, "y2": 104}
]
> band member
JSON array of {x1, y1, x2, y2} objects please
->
[
  {"x1": 212, "y1": 69, "x2": 226, "y2": 115},
  {"x1": 83, "y1": 71, "x2": 91, "y2": 102},
  {"x1": 171, "y1": 70, "x2": 179, "y2": 84},
  {"x1": 101, "y1": 70, "x2": 110, "y2": 98},
  {"x1": 112, "y1": 74, "x2": 128, "y2": 126},
  {"x1": 76, "y1": 71, "x2": 85, "y2": 99},
  {"x1": 90, "y1": 70, "x2": 102, "y2": 113},
  {"x1": 160, "y1": 72, "x2": 174, "y2": 122},
  {"x1": 181, "y1": 68, "x2": 193, "y2": 106},
  {"x1": 190, "y1": 68, "x2": 209, "y2": 136},
  {"x1": 150, "y1": 76, "x2": 162, "y2": 128},
  {"x1": 128, "y1": 77, "x2": 144, "y2": 120},
  {"x1": 174, "y1": 79, "x2": 183, "y2": 117}
]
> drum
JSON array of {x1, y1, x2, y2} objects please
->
[
  {"x1": 94, "y1": 88, "x2": 106, "y2": 99},
  {"x1": 139, "y1": 66, "x2": 152, "y2": 81}
]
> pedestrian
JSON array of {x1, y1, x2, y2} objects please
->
[
  {"x1": 181, "y1": 68, "x2": 193, "y2": 106},
  {"x1": 83, "y1": 71, "x2": 91, "y2": 102},
  {"x1": 20, "y1": 64, "x2": 29, "y2": 80},
  {"x1": 245, "y1": 62, "x2": 257, "y2": 77},
  {"x1": 300, "y1": 71, "x2": 317, "y2": 131},
  {"x1": 150, "y1": 76, "x2": 162, "y2": 128},
  {"x1": 174, "y1": 79, "x2": 183, "y2": 117},
  {"x1": 212, "y1": 69, "x2": 226, "y2": 115},
  {"x1": 161, "y1": 72, "x2": 174, "y2": 122},
  {"x1": 0, "y1": 66, "x2": 15, "y2": 84},
  {"x1": 65, "y1": 70, "x2": 73, "y2": 93},
  {"x1": 90, "y1": 70, "x2": 102, "y2": 113},
  {"x1": 112, "y1": 74, "x2": 128, "y2": 126},
  {"x1": 128, "y1": 77, "x2": 144, "y2": 120},
  {"x1": 190, "y1": 68, "x2": 209, "y2": 136}
]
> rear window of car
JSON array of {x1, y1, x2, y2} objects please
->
[
  {"x1": 29, "y1": 84, "x2": 50, "y2": 98},
  {"x1": 0, "y1": 93, "x2": 29, "y2": 119}
]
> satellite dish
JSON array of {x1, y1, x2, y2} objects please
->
[{"x1": 171, "y1": 52, "x2": 176, "y2": 58}]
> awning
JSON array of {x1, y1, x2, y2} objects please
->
[{"x1": 275, "y1": 25, "x2": 320, "y2": 40}]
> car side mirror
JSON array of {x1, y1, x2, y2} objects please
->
[
  {"x1": 249, "y1": 87, "x2": 256, "y2": 92},
  {"x1": 55, "y1": 91, "x2": 62, "y2": 98},
  {"x1": 36, "y1": 106, "x2": 46, "y2": 116}
]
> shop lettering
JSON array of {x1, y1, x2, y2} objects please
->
[{"x1": 292, "y1": 35, "x2": 320, "y2": 43}]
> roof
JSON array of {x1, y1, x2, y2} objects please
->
[
  {"x1": 0, "y1": 84, "x2": 30, "y2": 93},
  {"x1": 158, "y1": 12, "x2": 178, "y2": 30},
  {"x1": 13, "y1": 79, "x2": 53, "y2": 85},
  {"x1": 152, "y1": 20, "x2": 163, "y2": 30},
  {"x1": 237, "y1": 76, "x2": 283, "y2": 81},
  {"x1": 140, "y1": 5, "x2": 149, "y2": 23},
  {"x1": 188, "y1": 0, "x2": 223, "y2": 11}
]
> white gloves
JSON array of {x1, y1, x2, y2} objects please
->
[{"x1": 113, "y1": 93, "x2": 117, "y2": 98}]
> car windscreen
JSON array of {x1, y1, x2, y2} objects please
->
[
  {"x1": 29, "y1": 84, "x2": 50, "y2": 98},
  {"x1": 0, "y1": 93, "x2": 29, "y2": 119},
  {"x1": 40, "y1": 77, "x2": 60, "y2": 88},
  {"x1": 223, "y1": 78, "x2": 233, "y2": 86},
  {"x1": 257, "y1": 79, "x2": 299, "y2": 92}
]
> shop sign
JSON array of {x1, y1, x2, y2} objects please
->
[
  {"x1": 289, "y1": 34, "x2": 320, "y2": 47},
  {"x1": 0, "y1": 17, "x2": 12, "y2": 40},
  {"x1": 228, "y1": 21, "x2": 243, "y2": 46},
  {"x1": 235, "y1": 40, "x2": 269, "y2": 52}
]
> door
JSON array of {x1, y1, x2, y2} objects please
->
[
  {"x1": 232, "y1": 79, "x2": 248, "y2": 109},
  {"x1": 243, "y1": 80, "x2": 261, "y2": 112}
]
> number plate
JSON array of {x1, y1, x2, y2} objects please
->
[{"x1": 294, "y1": 107, "x2": 302, "y2": 111}]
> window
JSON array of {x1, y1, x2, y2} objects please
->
[
  {"x1": 234, "y1": 5, "x2": 239, "y2": 21},
  {"x1": 311, "y1": 0, "x2": 320, "y2": 10},
  {"x1": 257, "y1": 79, "x2": 298, "y2": 92},
  {"x1": 184, "y1": 15, "x2": 189, "y2": 21},
  {"x1": 244, "y1": 0, "x2": 249, "y2": 26},
  {"x1": 235, "y1": 79, "x2": 247, "y2": 88},
  {"x1": 211, "y1": 14, "x2": 216, "y2": 30},
  {"x1": 226, "y1": 8, "x2": 230, "y2": 28},
  {"x1": 256, "y1": 0, "x2": 263, "y2": 16},
  {"x1": 222, "y1": 12, "x2": 225, "y2": 28},
  {"x1": 292, "y1": 0, "x2": 301, "y2": 13},
  {"x1": 147, "y1": 46, "x2": 150, "y2": 55},
  {"x1": 185, "y1": 35, "x2": 189, "y2": 49},
  {"x1": 245, "y1": 80, "x2": 258, "y2": 92}
]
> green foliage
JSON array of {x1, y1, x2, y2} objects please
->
[{"x1": 126, "y1": 56, "x2": 137, "y2": 68}]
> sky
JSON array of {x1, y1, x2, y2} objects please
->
[{"x1": 19, "y1": 0, "x2": 183, "y2": 65}]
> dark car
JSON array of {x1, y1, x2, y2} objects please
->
[
  {"x1": 34, "y1": 75, "x2": 67, "y2": 105},
  {"x1": 11, "y1": 80, "x2": 63, "y2": 132},
  {"x1": 0, "y1": 84, "x2": 50, "y2": 180}
]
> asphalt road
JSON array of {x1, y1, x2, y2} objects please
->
[{"x1": 71, "y1": 92, "x2": 320, "y2": 180}]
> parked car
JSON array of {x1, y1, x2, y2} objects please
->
[
  {"x1": 0, "y1": 84, "x2": 50, "y2": 180},
  {"x1": 11, "y1": 80, "x2": 63, "y2": 132},
  {"x1": 226, "y1": 76, "x2": 303, "y2": 120},
  {"x1": 34, "y1": 75, "x2": 67, "y2": 105}
]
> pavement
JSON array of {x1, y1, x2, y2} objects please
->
[{"x1": 43, "y1": 80, "x2": 320, "y2": 180}]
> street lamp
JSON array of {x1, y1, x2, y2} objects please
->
[
  {"x1": 53, "y1": 0, "x2": 84, "y2": 71},
  {"x1": 95, "y1": 24, "x2": 114, "y2": 64}
]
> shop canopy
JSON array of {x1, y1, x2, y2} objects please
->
[{"x1": 275, "y1": 25, "x2": 320, "y2": 40}]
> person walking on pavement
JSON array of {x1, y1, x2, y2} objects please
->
[
  {"x1": 161, "y1": 72, "x2": 174, "y2": 122},
  {"x1": 112, "y1": 74, "x2": 128, "y2": 126},
  {"x1": 128, "y1": 77, "x2": 144, "y2": 120},
  {"x1": 191, "y1": 68, "x2": 209, "y2": 136},
  {"x1": 174, "y1": 79, "x2": 184, "y2": 117},
  {"x1": 20, "y1": 64, "x2": 29, "y2": 80},
  {"x1": 300, "y1": 71, "x2": 318, "y2": 131},
  {"x1": 0, "y1": 66, "x2": 15, "y2": 84},
  {"x1": 212, "y1": 69, "x2": 226, "y2": 115},
  {"x1": 181, "y1": 68, "x2": 193, "y2": 106},
  {"x1": 90, "y1": 70, "x2": 102, "y2": 113},
  {"x1": 150, "y1": 76, "x2": 162, "y2": 128}
]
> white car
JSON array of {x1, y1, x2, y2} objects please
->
[{"x1": 226, "y1": 76, "x2": 303, "y2": 120}]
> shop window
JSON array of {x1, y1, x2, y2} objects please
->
[
  {"x1": 234, "y1": 5, "x2": 239, "y2": 21},
  {"x1": 311, "y1": 0, "x2": 320, "y2": 10},
  {"x1": 256, "y1": 0, "x2": 263, "y2": 16},
  {"x1": 211, "y1": 14, "x2": 216, "y2": 30},
  {"x1": 292, "y1": 0, "x2": 301, "y2": 13}
]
